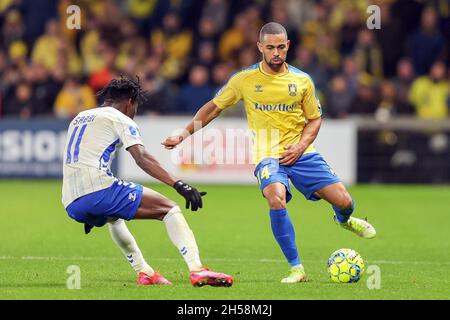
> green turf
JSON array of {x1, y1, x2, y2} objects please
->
[{"x1": 1, "y1": 181, "x2": 449, "y2": 300}]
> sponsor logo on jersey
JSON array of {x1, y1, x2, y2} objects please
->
[{"x1": 254, "y1": 103, "x2": 296, "y2": 112}]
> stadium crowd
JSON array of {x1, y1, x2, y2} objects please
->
[{"x1": 0, "y1": 0, "x2": 449, "y2": 120}]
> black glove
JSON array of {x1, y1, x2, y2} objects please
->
[{"x1": 173, "y1": 180, "x2": 207, "y2": 211}]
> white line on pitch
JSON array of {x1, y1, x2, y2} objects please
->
[{"x1": 0, "y1": 256, "x2": 449, "y2": 265}]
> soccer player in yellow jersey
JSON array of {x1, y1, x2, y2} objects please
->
[{"x1": 163, "y1": 22, "x2": 376, "y2": 283}]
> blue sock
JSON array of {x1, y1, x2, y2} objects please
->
[
  {"x1": 269, "y1": 208, "x2": 301, "y2": 267},
  {"x1": 333, "y1": 200, "x2": 354, "y2": 223}
]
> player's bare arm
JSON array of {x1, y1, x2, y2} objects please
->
[
  {"x1": 280, "y1": 117, "x2": 322, "y2": 166},
  {"x1": 127, "y1": 144, "x2": 177, "y2": 186},
  {"x1": 127, "y1": 144, "x2": 206, "y2": 211},
  {"x1": 162, "y1": 100, "x2": 222, "y2": 149}
]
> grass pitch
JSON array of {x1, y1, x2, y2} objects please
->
[{"x1": 1, "y1": 181, "x2": 449, "y2": 300}]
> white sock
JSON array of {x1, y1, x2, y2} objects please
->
[
  {"x1": 108, "y1": 219, "x2": 154, "y2": 275},
  {"x1": 163, "y1": 206, "x2": 203, "y2": 271}
]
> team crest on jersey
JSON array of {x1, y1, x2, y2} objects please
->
[
  {"x1": 255, "y1": 85, "x2": 263, "y2": 92},
  {"x1": 288, "y1": 84, "x2": 297, "y2": 96}
]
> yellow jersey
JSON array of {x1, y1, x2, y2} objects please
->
[{"x1": 213, "y1": 62, "x2": 322, "y2": 164}]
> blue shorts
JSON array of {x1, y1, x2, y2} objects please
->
[
  {"x1": 66, "y1": 180, "x2": 143, "y2": 227},
  {"x1": 254, "y1": 153, "x2": 341, "y2": 202}
]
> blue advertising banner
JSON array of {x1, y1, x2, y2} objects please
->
[
  {"x1": 0, "y1": 119, "x2": 69, "y2": 178},
  {"x1": 0, "y1": 119, "x2": 123, "y2": 179},
  {"x1": 0, "y1": 119, "x2": 120, "y2": 179}
]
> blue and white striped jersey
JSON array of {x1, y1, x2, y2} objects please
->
[{"x1": 62, "y1": 107, "x2": 143, "y2": 207}]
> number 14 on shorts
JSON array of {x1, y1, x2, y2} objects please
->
[{"x1": 256, "y1": 165, "x2": 271, "y2": 185}]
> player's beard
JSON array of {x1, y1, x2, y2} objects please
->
[{"x1": 264, "y1": 55, "x2": 285, "y2": 72}]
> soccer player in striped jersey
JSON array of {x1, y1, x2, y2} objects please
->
[
  {"x1": 62, "y1": 77, "x2": 233, "y2": 287},
  {"x1": 163, "y1": 23, "x2": 376, "y2": 283}
]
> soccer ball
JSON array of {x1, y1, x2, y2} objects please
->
[{"x1": 327, "y1": 248, "x2": 365, "y2": 283}]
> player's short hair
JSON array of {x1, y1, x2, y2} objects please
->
[
  {"x1": 97, "y1": 75, "x2": 146, "y2": 105},
  {"x1": 259, "y1": 22, "x2": 288, "y2": 42}
]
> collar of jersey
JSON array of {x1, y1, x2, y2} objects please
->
[{"x1": 258, "y1": 62, "x2": 290, "y2": 77}]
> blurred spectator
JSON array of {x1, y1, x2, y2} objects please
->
[
  {"x1": 285, "y1": 0, "x2": 315, "y2": 30},
  {"x1": 26, "y1": 64, "x2": 62, "y2": 116},
  {"x1": 407, "y1": 6, "x2": 446, "y2": 75},
  {"x1": 326, "y1": 74, "x2": 354, "y2": 118},
  {"x1": 212, "y1": 62, "x2": 234, "y2": 90},
  {"x1": 151, "y1": 10, "x2": 192, "y2": 81},
  {"x1": 1, "y1": 10, "x2": 24, "y2": 48},
  {"x1": 80, "y1": 17, "x2": 104, "y2": 75},
  {"x1": 354, "y1": 29, "x2": 383, "y2": 81},
  {"x1": 392, "y1": 58, "x2": 416, "y2": 115},
  {"x1": 202, "y1": 0, "x2": 229, "y2": 31},
  {"x1": 193, "y1": 41, "x2": 217, "y2": 70},
  {"x1": 194, "y1": 16, "x2": 221, "y2": 51},
  {"x1": 375, "y1": 1, "x2": 404, "y2": 78},
  {"x1": 3, "y1": 81, "x2": 33, "y2": 119},
  {"x1": 349, "y1": 75, "x2": 378, "y2": 115},
  {"x1": 375, "y1": 80, "x2": 398, "y2": 120},
  {"x1": 301, "y1": 2, "x2": 329, "y2": 51},
  {"x1": 126, "y1": 0, "x2": 169, "y2": 37},
  {"x1": 342, "y1": 55, "x2": 361, "y2": 98},
  {"x1": 391, "y1": 0, "x2": 425, "y2": 35},
  {"x1": 88, "y1": 42, "x2": 117, "y2": 93},
  {"x1": 137, "y1": 55, "x2": 173, "y2": 115},
  {"x1": 237, "y1": 46, "x2": 258, "y2": 70},
  {"x1": 31, "y1": 19, "x2": 81, "y2": 75},
  {"x1": 177, "y1": 65, "x2": 214, "y2": 114},
  {"x1": 0, "y1": 49, "x2": 6, "y2": 75},
  {"x1": 409, "y1": 61, "x2": 449, "y2": 119},
  {"x1": 116, "y1": 21, "x2": 148, "y2": 75},
  {"x1": 1, "y1": 64, "x2": 20, "y2": 115},
  {"x1": 218, "y1": 13, "x2": 246, "y2": 62},
  {"x1": 269, "y1": 0, "x2": 299, "y2": 62},
  {"x1": 338, "y1": 7, "x2": 364, "y2": 55},
  {"x1": 21, "y1": 0, "x2": 58, "y2": 46},
  {"x1": 95, "y1": 2, "x2": 123, "y2": 48},
  {"x1": 292, "y1": 46, "x2": 328, "y2": 95},
  {"x1": 8, "y1": 40, "x2": 27, "y2": 68},
  {"x1": 191, "y1": 15, "x2": 220, "y2": 69},
  {"x1": 315, "y1": 32, "x2": 341, "y2": 74},
  {"x1": 54, "y1": 77, "x2": 96, "y2": 119},
  {"x1": 327, "y1": 0, "x2": 368, "y2": 33},
  {"x1": 244, "y1": 4, "x2": 264, "y2": 31}
]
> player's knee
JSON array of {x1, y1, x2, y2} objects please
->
[
  {"x1": 335, "y1": 192, "x2": 353, "y2": 210},
  {"x1": 156, "y1": 200, "x2": 178, "y2": 221},
  {"x1": 267, "y1": 194, "x2": 286, "y2": 210}
]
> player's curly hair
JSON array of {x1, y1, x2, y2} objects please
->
[{"x1": 97, "y1": 75, "x2": 146, "y2": 105}]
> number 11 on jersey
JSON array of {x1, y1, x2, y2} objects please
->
[{"x1": 66, "y1": 124, "x2": 87, "y2": 164}]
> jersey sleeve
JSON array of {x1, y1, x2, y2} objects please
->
[
  {"x1": 212, "y1": 75, "x2": 243, "y2": 110},
  {"x1": 111, "y1": 114, "x2": 144, "y2": 149},
  {"x1": 302, "y1": 77, "x2": 322, "y2": 120}
]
